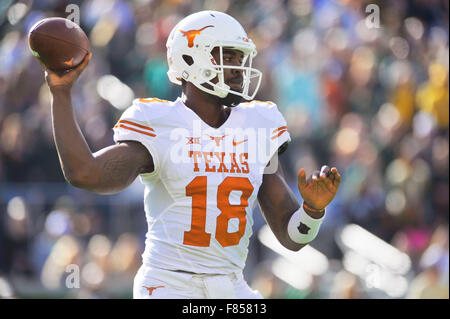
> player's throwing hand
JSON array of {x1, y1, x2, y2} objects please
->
[
  {"x1": 41, "y1": 53, "x2": 92, "y2": 91},
  {"x1": 297, "y1": 166, "x2": 341, "y2": 212}
]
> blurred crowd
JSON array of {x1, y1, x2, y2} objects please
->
[{"x1": 0, "y1": 0, "x2": 448, "y2": 299}]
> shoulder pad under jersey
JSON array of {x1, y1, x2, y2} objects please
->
[{"x1": 131, "y1": 97, "x2": 174, "y2": 121}]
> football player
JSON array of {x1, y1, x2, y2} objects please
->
[{"x1": 41, "y1": 11, "x2": 341, "y2": 298}]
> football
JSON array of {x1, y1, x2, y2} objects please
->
[{"x1": 28, "y1": 17, "x2": 90, "y2": 72}]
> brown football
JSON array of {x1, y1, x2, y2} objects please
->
[{"x1": 28, "y1": 17, "x2": 90, "y2": 72}]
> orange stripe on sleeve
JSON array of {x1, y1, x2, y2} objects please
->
[
  {"x1": 271, "y1": 129, "x2": 287, "y2": 140},
  {"x1": 272, "y1": 126, "x2": 287, "y2": 133},
  {"x1": 115, "y1": 124, "x2": 156, "y2": 137},
  {"x1": 117, "y1": 120, "x2": 155, "y2": 132},
  {"x1": 139, "y1": 97, "x2": 169, "y2": 103}
]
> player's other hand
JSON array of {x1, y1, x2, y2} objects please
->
[
  {"x1": 297, "y1": 165, "x2": 341, "y2": 211},
  {"x1": 41, "y1": 53, "x2": 92, "y2": 92}
]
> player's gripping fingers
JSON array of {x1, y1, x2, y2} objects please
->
[
  {"x1": 319, "y1": 165, "x2": 330, "y2": 186},
  {"x1": 322, "y1": 174, "x2": 335, "y2": 190},
  {"x1": 331, "y1": 167, "x2": 341, "y2": 187},
  {"x1": 327, "y1": 167, "x2": 336, "y2": 182},
  {"x1": 298, "y1": 168, "x2": 307, "y2": 189},
  {"x1": 64, "y1": 52, "x2": 91, "y2": 80},
  {"x1": 74, "y1": 52, "x2": 92, "y2": 75},
  {"x1": 47, "y1": 53, "x2": 92, "y2": 90},
  {"x1": 320, "y1": 165, "x2": 330, "y2": 178},
  {"x1": 330, "y1": 167, "x2": 341, "y2": 188},
  {"x1": 311, "y1": 170, "x2": 321, "y2": 187}
]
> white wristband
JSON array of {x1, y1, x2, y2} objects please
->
[{"x1": 287, "y1": 206, "x2": 325, "y2": 244}]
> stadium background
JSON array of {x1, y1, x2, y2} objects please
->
[{"x1": 0, "y1": 0, "x2": 448, "y2": 299}]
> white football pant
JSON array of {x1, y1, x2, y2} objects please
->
[{"x1": 133, "y1": 264, "x2": 263, "y2": 299}]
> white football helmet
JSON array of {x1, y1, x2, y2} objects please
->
[{"x1": 166, "y1": 11, "x2": 262, "y2": 100}]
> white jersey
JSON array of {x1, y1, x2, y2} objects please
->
[{"x1": 113, "y1": 97, "x2": 291, "y2": 274}]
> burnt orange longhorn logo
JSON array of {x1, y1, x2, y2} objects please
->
[
  {"x1": 143, "y1": 285, "x2": 165, "y2": 296},
  {"x1": 179, "y1": 25, "x2": 214, "y2": 47},
  {"x1": 206, "y1": 134, "x2": 227, "y2": 147}
]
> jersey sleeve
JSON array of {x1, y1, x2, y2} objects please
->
[
  {"x1": 257, "y1": 101, "x2": 291, "y2": 160},
  {"x1": 112, "y1": 99, "x2": 160, "y2": 173}
]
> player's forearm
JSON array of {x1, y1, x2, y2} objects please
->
[
  {"x1": 258, "y1": 172, "x2": 306, "y2": 251},
  {"x1": 50, "y1": 87, "x2": 97, "y2": 187}
]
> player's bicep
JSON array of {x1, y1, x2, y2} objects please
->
[{"x1": 86, "y1": 141, "x2": 153, "y2": 194}]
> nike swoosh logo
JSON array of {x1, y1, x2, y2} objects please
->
[
  {"x1": 64, "y1": 57, "x2": 74, "y2": 67},
  {"x1": 232, "y1": 139, "x2": 248, "y2": 146}
]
